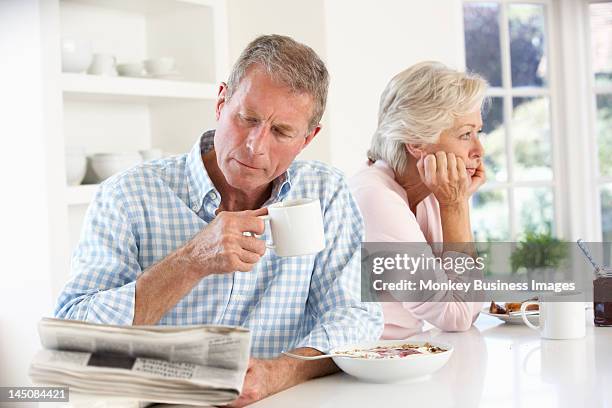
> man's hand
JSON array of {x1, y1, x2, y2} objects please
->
[
  {"x1": 416, "y1": 152, "x2": 471, "y2": 207},
  {"x1": 182, "y1": 207, "x2": 268, "y2": 278},
  {"x1": 228, "y1": 349, "x2": 339, "y2": 407},
  {"x1": 228, "y1": 358, "x2": 274, "y2": 407},
  {"x1": 133, "y1": 207, "x2": 268, "y2": 325}
]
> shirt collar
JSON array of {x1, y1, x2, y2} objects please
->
[
  {"x1": 185, "y1": 130, "x2": 293, "y2": 212},
  {"x1": 185, "y1": 131, "x2": 216, "y2": 213}
]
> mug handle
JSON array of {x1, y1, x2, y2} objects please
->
[
  {"x1": 257, "y1": 215, "x2": 275, "y2": 250},
  {"x1": 521, "y1": 301, "x2": 540, "y2": 330}
]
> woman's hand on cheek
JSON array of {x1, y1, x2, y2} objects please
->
[
  {"x1": 467, "y1": 161, "x2": 486, "y2": 196},
  {"x1": 417, "y1": 151, "x2": 470, "y2": 207}
]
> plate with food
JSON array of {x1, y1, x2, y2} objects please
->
[
  {"x1": 328, "y1": 340, "x2": 453, "y2": 383},
  {"x1": 482, "y1": 300, "x2": 539, "y2": 325}
]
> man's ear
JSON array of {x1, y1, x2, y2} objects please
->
[
  {"x1": 215, "y1": 82, "x2": 228, "y2": 121},
  {"x1": 405, "y1": 143, "x2": 425, "y2": 160},
  {"x1": 299, "y1": 125, "x2": 321, "y2": 152}
]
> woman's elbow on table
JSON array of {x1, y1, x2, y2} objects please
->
[{"x1": 432, "y1": 302, "x2": 480, "y2": 332}]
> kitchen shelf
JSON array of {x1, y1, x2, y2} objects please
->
[
  {"x1": 61, "y1": 73, "x2": 218, "y2": 102},
  {"x1": 63, "y1": 0, "x2": 219, "y2": 15},
  {"x1": 66, "y1": 184, "x2": 99, "y2": 205}
]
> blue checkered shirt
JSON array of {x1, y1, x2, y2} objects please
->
[{"x1": 54, "y1": 131, "x2": 383, "y2": 358}]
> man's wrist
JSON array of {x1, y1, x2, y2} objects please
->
[{"x1": 177, "y1": 242, "x2": 211, "y2": 280}]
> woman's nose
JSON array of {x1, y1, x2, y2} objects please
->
[{"x1": 471, "y1": 136, "x2": 484, "y2": 158}]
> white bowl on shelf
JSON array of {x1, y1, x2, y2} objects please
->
[
  {"x1": 90, "y1": 152, "x2": 142, "y2": 182},
  {"x1": 65, "y1": 147, "x2": 87, "y2": 186},
  {"x1": 117, "y1": 62, "x2": 145, "y2": 77},
  {"x1": 144, "y1": 57, "x2": 175, "y2": 76},
  {"x1": 61, "y1": 38, "x2": 92, "y2": 73},
  {"x1": 330, "y1": 340, "x2": 453, "y2": 383}
]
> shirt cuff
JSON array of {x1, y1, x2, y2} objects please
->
[{"x1": 85, "y1": 280, "x2": 136, "y2": 326}]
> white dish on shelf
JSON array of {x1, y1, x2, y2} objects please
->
[
  {"x1": 87, "y1": 53, "x2": 118, "y2": 76},
  {"x1": 117, "y1": 62, "x2": 145, "y2": 78},
  {"x1": 144, "y1": 57, "x2": 175, "y2": 76},
  {"x1": 481, "y1": 307, "x2": 539, "y2": 325},
  {"x1": 65, "y1": 147, "x2": 87, "y2": 186},
  {"x1": 330, "y1": 340, "x2": 453, "y2": 383},
  {"x1": 90, "y1": 152, "x2": 142, "y2": 182},
  {"x1": 61, "y1": 38, "x2": 92, "y2": 73}
]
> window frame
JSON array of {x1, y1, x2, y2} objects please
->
[
  {"x1": 463, "y1": 0, "x2": 565, "y2": 240},
  {"x1": 585, "y1": 0, "x2": 612, "y2": 241}
]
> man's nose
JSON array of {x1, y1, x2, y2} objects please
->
[{"x1": 246, "y1": 125, "x2": 270, "y2": 156}]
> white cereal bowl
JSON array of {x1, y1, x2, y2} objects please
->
[
  {"x1": 90, "y1": 152, "x2": 142, "y2": 182},
  {"x1": 330, "y1": 340, "x2": 453, "y2": 383}
]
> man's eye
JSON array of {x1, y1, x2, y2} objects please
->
[
  {"x1": 240, "y1": 115, "x2": 258, "y2": 125},
  {"x1": 272, "y1": 127, "x2": 291, "y2": 138}
]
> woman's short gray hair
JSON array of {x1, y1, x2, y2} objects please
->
[
  {"x1": 226, "y1": 34, "x2": 329, "y2": 132},
  {"x1": 367, "y1": 61, "x2": 488, "y2": 173}
]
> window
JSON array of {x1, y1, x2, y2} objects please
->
[
  {"x1": 463, "y1": 1, "x2": 558, "y2": 241},
  {"x1": 588, "y1": 2, "x2": 612, "y2": 242}
]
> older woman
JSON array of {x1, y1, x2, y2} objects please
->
[{"x1": 349, "y1": 61, "x2": 487, "y2": 339}]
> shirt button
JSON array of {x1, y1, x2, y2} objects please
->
[{"x1": 211, "y1": 192, "x2": 217, "y2": 200}]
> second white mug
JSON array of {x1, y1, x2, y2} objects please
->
[{"x1": 521, "y1": 295, "x2": 586, "y2": 340}]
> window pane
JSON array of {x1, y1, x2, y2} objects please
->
[
  {"x1": 472, "y1": 188, "x2": 510, "y2": 241},
  {"x1": 509, "y1": 4, "x2": 547, "y2": 87},
  {"x1": 590, "y1": 3, "x2": 612, "y2": 86},
  {"x1": 464, "y1": 3, "x2": 502, "y2": 87},
  {"x1": 482, "y1": 97, "x2": 506, "y2": 181},
  {"x1": 602, "y1": 185, "x2": 612, "y2": 242},
  {"x1": 512, "y1": 97, "x2": 552, "y2": 180},
  {"x1": 597, "y1": 94, "x2": 612, "y2": 177},
  {"x1": 515, "y1": 187, "x2": 554, "y2": 236}
]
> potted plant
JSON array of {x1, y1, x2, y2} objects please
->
[{"x1": 510, "y1": 230, "x2": 568, "y2": 282}]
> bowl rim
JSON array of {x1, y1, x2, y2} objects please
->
[{"x1": 329, "y1": 339, "x2": 454, "y2": 361}]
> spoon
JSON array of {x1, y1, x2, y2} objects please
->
[
  {"x1": 281, "y1": 351, "x2": 356, "y2": 360},
  {"x1": 577, "y1": 239, "x2": 602, "y2": 271}
]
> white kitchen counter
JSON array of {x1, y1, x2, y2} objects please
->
[
  {"x1": 44, "y1": 311, "x2": 612, "y2": 408},
  {"x1": 252, "y1": 311, "x2": 612, "y2": 408}
]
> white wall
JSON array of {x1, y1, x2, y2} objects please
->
[
  {"x1": 226, "y1": 0, "x2": 330, "y2": 163},
  {"x1": 324, "y1": 0, "x2": 466, "y2": 175},
  {"x1": 0, "y1": 0, "x2": 58, "y2": 399},
  {"x1": 224, "y1": 0, "x2": 467, "y2": 175}
]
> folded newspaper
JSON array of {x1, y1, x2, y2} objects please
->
[{"x1": 29, "y1": 318, "x2": 251, "y2": 406}]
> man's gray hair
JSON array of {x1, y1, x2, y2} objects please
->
[
  {"x1": 226, "y1": 34, "x2": 329, "y2": 132},
  {"x1": 367, "y1": 61, "x2": 488, "y2": 174}
]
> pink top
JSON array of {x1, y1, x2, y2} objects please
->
[{"x1": 349, "y1": 160, "x2": 481, "y2": 339}]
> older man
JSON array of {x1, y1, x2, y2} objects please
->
[{"x1": 54, "y1": 35, "x2": 382, "y2": 405}]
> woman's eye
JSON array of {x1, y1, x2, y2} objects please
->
[{"x1": 461, "y1": 132, "x2": 472, "y2": 140}]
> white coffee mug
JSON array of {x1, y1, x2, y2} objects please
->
[
  {"x1": 521, "y1": 295, "x2": 586, "y2": 339},
  {"x1": 261, "y1": 198, "x2": 326, "y2": 257},
  {"x1": 87, "y1": 53, "x2": 117, "y2": 76}
]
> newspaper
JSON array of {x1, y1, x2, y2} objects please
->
[{"x1": 29, "y1": 318, "x2": 251, "y2": 406}]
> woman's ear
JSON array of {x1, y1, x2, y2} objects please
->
[{"x1": 405, "y1": 144, "x2": 424, "y2": 160}]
